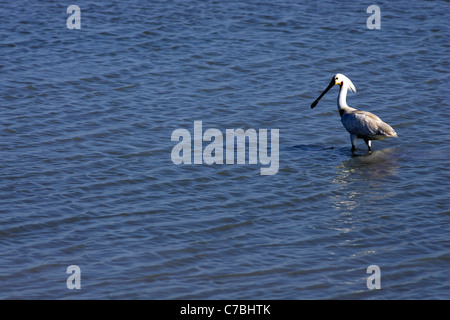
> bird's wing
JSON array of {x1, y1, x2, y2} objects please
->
[{"x1": 342, "y1": 110, "x2": 395, "y2": 138}]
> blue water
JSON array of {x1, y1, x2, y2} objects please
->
[{"x1": 0, "y1": 0, "x2": 449, "y2": 299}]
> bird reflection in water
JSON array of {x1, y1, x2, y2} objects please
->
[{"x1": 331, "y1": 148, "x2": 400, "y2": 213}]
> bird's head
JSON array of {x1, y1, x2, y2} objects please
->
[
  {"x1": 310, "y1": 73, "x2": 356, "y2": 109},
  {"x1": 333, "y1": 73, "x2": 356, "y2": 93}
]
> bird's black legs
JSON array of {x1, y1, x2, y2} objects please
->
[
  {"x1": 350, "y1": 134, "x2": 357, "y2": 152},
  {"x1": 364, "y1": 139, "x2": 372, "y2": 152},
  {"x1": 350, "y1": 136, "x2": 372, "y2": 152}
]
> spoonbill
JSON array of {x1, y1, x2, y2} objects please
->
[{"x1": 311, "y1": 73, "x2": 397, "y2": 151}]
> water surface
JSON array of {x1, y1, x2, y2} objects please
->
[{"x1": 0, "y1": 0, "x2": 449, "y2": 299}]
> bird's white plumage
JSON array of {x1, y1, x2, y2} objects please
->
[{"x1": 336, "y1": 73, "x2": 356, "y2": 94}]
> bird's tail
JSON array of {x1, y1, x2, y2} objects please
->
[{"x1": 379, "y1": 122, "x2": 397, "y2": 137}]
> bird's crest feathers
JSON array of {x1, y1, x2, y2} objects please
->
[{"x1": 336, "y1": 73, "x2": 357, "y2": 93}]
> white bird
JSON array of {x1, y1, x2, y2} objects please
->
[{"x1": 311, "y1": 73, "x2": 397, "y2": 152}]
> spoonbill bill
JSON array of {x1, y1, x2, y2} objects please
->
[{"x1": 311, "y1": 73, "x2": 397, "y2": 151}]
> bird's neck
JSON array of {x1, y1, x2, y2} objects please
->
[{"x1": 337, "y1": 83, "x2": 356, "y2": 115}]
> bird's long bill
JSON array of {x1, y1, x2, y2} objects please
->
[{"x1": 310, "y1": 78, "x2": 334, "y2": 109}]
